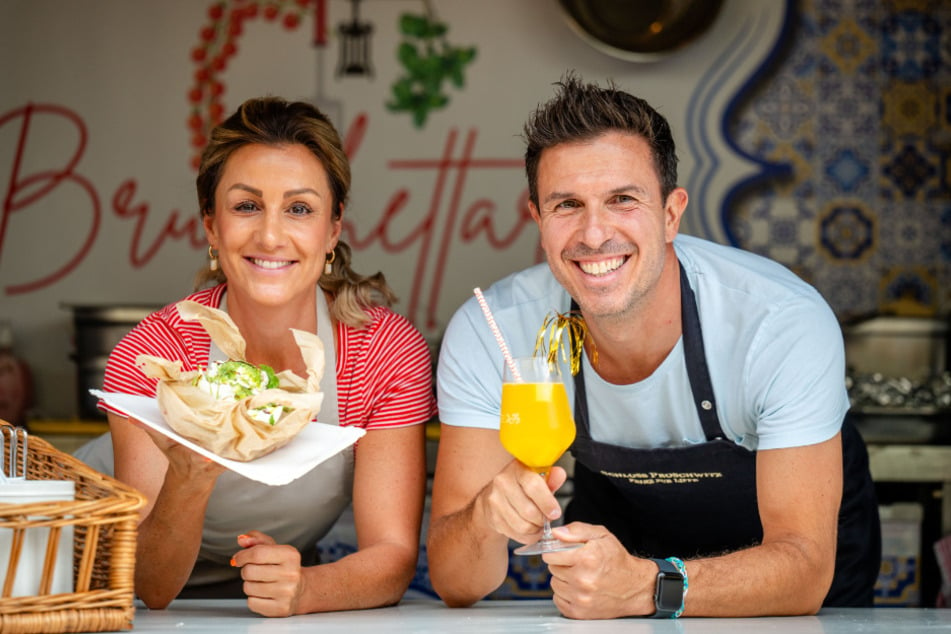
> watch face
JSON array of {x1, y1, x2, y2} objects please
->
[{"x1": 656, "y1": 573, "x2": 684, "y2": 611}]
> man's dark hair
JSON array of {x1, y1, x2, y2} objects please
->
[{"x1": 522, "y1": 72, "x2": 679, "y2": 206}]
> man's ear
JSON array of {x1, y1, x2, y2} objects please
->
[
  {"x1": 664, "y1": 188, "x2": 688, "y2": 242},
  {"x1": 528, "y1": 200, "x2": 542, "y2": 225}
]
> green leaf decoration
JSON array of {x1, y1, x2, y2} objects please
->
[{"x1": 388, "y1": 10, "x2": 477, "y2": 128}]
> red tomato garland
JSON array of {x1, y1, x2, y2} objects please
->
[{"x1": 188, "y1": 0, "x2": 319, "y2": 170}]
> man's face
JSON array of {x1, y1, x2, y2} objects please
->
[{"x1": 529, "y1": 131, "x2": 687, "y2": 323}]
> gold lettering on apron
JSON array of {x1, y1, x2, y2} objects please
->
[{"x1": 599, "y1": 470, "x2": 724, "y2": 484}]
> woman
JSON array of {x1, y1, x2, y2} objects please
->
[{"x1": 98, "y1": 97, "x2": 435, "y2": 616}]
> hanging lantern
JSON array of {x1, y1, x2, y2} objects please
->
[{"x1": 337, "y1": 0, "x2": 374, "y2": 77}]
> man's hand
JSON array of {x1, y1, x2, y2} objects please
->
[
  {"x1": 477, "y1": 462, "x2": 568, "y2": 546},
  {"x1": 232, "y1": 531, "x2": 305, "y2": 617},
  {"x1": 543, "y1": 523, "x2": 656, "y2": 619}
]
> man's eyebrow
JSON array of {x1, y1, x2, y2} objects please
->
[
  {"x1": 543, "y1": 190, "x2": 573, "y2": 204},
  {"x1": 542, "y1": 184, "x2": 648, "y2": 204}
]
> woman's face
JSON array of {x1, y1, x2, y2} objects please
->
[{"x1": 203, "y1": 142, "x2": 342, "y2": 310}]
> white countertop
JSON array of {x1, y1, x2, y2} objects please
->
[{"x1": 128, "y1": 599, "x2": 951, "y2": 633}]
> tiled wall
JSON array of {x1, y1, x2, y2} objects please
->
[{"x1": 728, "y1": 0, "x2": 950, "y2": 321}]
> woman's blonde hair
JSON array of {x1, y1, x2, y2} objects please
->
[{"x1": 194, "y1": 96, "x2": 396, "y2": 328}]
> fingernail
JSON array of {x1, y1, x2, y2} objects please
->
[
  {"x1": 230, "y1": 558, "x2": 236, "y2": 567},
  {"x1": 238, "y1": 534, "x2": 249, "y2": 540}
]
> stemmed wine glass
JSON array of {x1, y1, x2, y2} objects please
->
[{"x1": 500, "y1": 356, "x2": 580, "y2": 555}]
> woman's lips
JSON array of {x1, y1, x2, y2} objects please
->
[{"x1": 249, "y1": 257, "x2": 294, "y2": 270}]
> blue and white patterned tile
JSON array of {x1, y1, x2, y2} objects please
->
[
  {"x1": 812, "y1": 262, "x2": 881, "y2": 318},
  {"x1": 879, "y1": 264, "x2": 940, "y2": 314},
  {"x1": 876, "y1": 201, "x2": 944, "y2": 265},
  {"x1": 815, "y1": 76, "x2": 879, "y2": 139},
  {"x1": 728, "y1": 1, "x2": 948, "y2": 316},
  {"x1": 881, "y1": 9, "x2": 943, "y2": 81},
  {"x1": 817, "y1": 198, "x2": 878, "y2": 262},
  {"x1": 881, "y1": 141, "x2": 941, "y2": 200}
]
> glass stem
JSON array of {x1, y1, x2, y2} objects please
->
[
  {"x1": 538, "y1": 469, "x2": 554, "y2": 543},
  {"x1": 540, "y1": 520, "x2": 554, "y2": 543}
]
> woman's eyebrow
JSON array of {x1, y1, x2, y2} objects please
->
[{"x1": 284, "y1": 188, "x2": 321, "y2": 198}]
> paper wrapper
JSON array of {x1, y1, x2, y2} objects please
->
[{"x1": 135, "y1": 300, "x2": 325, "y2": 461}]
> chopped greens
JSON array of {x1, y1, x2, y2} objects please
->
[{"x1": 192, "y1": 360, "x2": 291, "y2": 424}]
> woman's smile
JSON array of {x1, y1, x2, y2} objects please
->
[{"x1": 248, "y1": 256, "x2": 296, "y2": 270}]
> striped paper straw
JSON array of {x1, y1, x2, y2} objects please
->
[{"x1": 473, "y1": 287, "x2": 521, "y2": 382}]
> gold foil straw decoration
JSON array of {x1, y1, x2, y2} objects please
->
[{"x1": 533, "y1": 310, "x2": 596, "y2": 376}]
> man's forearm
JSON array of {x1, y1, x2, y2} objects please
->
[
  {"x1": 427, "y1": 493, "x2": 512, "y2": 607},
  {"x1": 681, "y1": 538, "x2": 833, "y2": 617}
]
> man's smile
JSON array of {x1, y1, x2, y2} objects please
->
[{"x1": 577, "y1": 256, "x2": 627, "y2": 276}]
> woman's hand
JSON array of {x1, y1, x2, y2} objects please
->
[
  {"x1": 232, "y1": 531, "x2": 305, "y2": 617},
  {"x1": 127, "y1": 416, "x2": 225, "y2": 482},
  {"x1": 111, "y1": 412, "x2": 225, "y2": 608}
]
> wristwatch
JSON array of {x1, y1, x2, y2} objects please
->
[{"x1": 651, "y1": 558, "x2": 684, "y2": 618}]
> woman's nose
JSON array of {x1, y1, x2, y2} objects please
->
[{"x1": 256, "y1": 209, "x2": 285, "y2": 247}]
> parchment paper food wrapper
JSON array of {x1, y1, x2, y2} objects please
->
[{"x1": 135, "y1": 300, "x2": 325, "y2": 462}]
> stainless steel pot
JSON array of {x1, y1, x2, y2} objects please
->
[
  {"x1": 844, "y1": 315, "x2": 950, "y2": 445},
  {"x1": 63, "y1": 304, "x2": 159, "y2": 420}
]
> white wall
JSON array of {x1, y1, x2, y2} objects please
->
[{"x1": 1, "y1": 0, "x2": 786, "y2": 418}]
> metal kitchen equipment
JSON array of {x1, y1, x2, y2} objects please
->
[
  {"x1": 843, "y1": 315, "x2": 950, "y2": 444},
  {"x1": 844, "y1": 316, "x2": 947, "y2": 382},
  {"x1": 0, "y1": 425, "x2": 26, "y2": 480},
  {"x1": 62, "y1": 304, "x2": 159, "y2": 420}
]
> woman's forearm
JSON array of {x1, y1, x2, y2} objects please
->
[
  {"x1": 133, "y1": 464, "x2": 218, "y2": 608},
  {"x1": 294, "y1": 540, "x2": 419, "y2": 614}
]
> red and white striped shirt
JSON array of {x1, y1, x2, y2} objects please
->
[{"x1": 101, "y1": 284, "x2": 436, "y2": 430}]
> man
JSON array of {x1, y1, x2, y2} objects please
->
[{"x1": 427, "y1": 74, "x2": 880, "y2": 619}]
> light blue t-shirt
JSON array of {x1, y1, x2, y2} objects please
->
[{"x1": 436, "y1": 234, "x2": 849, "y2": 452}]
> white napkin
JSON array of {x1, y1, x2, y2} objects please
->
[{"x1": 91, "y1": 390, "x2": 364, "y2": 486}]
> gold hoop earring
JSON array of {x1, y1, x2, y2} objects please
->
[
  {"x1": 324, "y1": 249, "x2": 336, "y2": 275},
  {"x1": 208, "y1": 245, "x2": 219, "y2": 272}
]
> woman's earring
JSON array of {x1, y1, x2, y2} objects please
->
[
  {"x1": 208, "y1": 245, "x2": 219, "y2": 272},
  {"x1": 324, "y1": 249, "x2": 336, "y2": 275}
]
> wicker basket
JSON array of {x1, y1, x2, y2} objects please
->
[{"x1": 0, "y1": 421, "x2": 146, "y2": 633}]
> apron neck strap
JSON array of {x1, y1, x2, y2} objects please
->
[{"x1": 678, "y1": 263, "x2": 724, "y2": 441}]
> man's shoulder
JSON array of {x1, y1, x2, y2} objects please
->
[{"x1": 674, "y1": 234, "x2": 827, "y2": 308}]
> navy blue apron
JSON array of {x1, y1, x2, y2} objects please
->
[{"x1": 564, "y1": 263, "x2": 881, "y2": 607}]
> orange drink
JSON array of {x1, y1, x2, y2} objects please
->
[
  {"x1": 500, "y1": 381, "x2": 575, "y2": 472},
  {"x1": 499, "y1": 356, "x2": 580, "y2": 555}
]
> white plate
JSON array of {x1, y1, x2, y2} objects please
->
[{"x1": 90, "y1": 390, "x2": 364, "y2": 486}]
